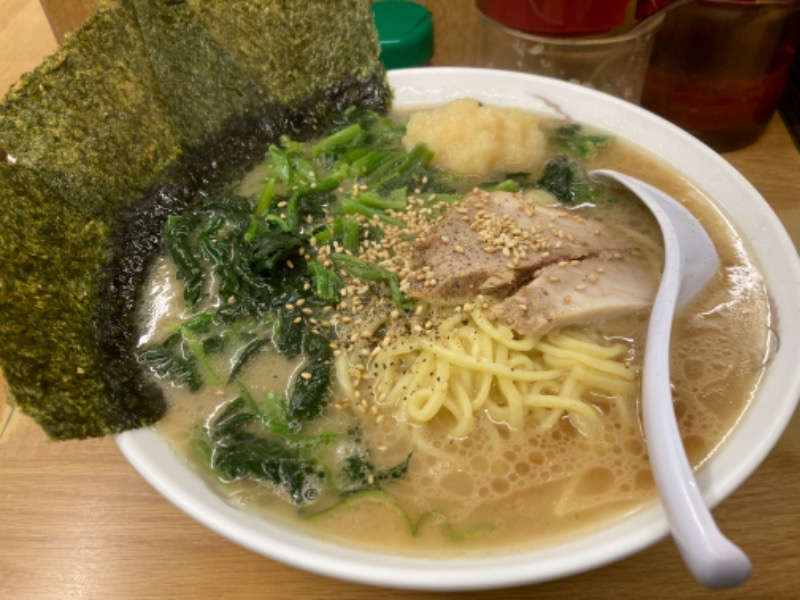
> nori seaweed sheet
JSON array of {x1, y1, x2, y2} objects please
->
[
  {"x1": 131, "y1": 0, "x2": 266, "y2": 148},
  {"x1": 0, "y1": 1, "x2": 181, "y2": 212},
  {"x1": 189, "y1": 0, "x2": 382, "y2": 102},
  {"x1": 0, "y1": 0, "x2": 390, "y2": 439}
]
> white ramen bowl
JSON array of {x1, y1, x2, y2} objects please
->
[{"x1": 116, "y1": 68, "x2": 800, "y2": 591}]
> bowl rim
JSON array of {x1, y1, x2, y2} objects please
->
[{"x1": 116, "y1": 67, "x2": 800, "y2": 591}]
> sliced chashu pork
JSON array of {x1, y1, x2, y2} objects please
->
[
  {"x1": 486, "y1": 253, "x2": 658, "y2": 336},
  {"x1": 406, "y1": 189, "x2": 638, "y2": 301},
  {"x1": 404, "y1": 189, "x2": 660, "y2": 334}
]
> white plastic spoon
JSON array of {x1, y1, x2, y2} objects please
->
[{"x1": 590, "y1": 169, "x2": 751, "y2": 589}]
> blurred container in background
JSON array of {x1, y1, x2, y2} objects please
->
[
  {"x1": 372, "y1": 0, "x2": 434, "y2": 69},
  {"x1": 642, "y1": 0, "x2": 800, "y2": 152},
  {"x1": 476, "y1": 0, "x2": 630, "y2": 35},
  {"x1": 475, "y1": 1, "x2": 663, "y2": 104}
]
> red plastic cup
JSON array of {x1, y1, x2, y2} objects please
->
[{"x1": 476, "y1": 0, "x2": 631, "y2": 35}]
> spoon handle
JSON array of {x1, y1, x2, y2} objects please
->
[
  {"x1": 643, "y1": 288, "x2": 752, "y2": 589},
  {"x1": 590, "y1": 169, "x2": 751, "y2": 588}
]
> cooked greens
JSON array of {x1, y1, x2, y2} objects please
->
[
  {"x1": 136, "y1": 107, "x2": 455, "y2": 500},
  {"x1": 537, "y1": 124, "x2": 614, "y2": 204},
  {"x1": 537, "y1": 156, "x2": 597, "y2": 204},
  {"x1": 202, "y1": 395, "x2": 327, "y2": 504},
  {"x1": 194, "y1": 384, "x2": 410, "y2": 505},
  {"x1": 303, "y1": 488, "x2": 491, "y2": 541},
  {"x1": 0, "y1": 0, "x2": 389, "y2": 439},
  {"x1": 553, "y1": 123, "x2": 611, "y2": 158}
]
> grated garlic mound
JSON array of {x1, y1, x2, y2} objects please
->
[{"x1": 402, "y1": 98, "x2": 546, "y2": 178}]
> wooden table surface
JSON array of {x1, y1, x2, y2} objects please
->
[{"x1": 1, "y1": 1, "x2": 799, "y2": 598}]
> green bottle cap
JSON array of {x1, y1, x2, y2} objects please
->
[{"x1": 372, "y1": 1, "x2": 434, "y2": 69}]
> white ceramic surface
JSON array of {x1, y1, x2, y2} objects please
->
[{"x1": 116, "y1": 68, "x2": 800, "y2": 591}]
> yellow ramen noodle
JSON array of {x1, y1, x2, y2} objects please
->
[{"x1": 366, "y1": 309, "x2": 636, "y2": 438}]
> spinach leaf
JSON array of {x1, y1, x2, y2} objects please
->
[
  {"x1": 249, "y1": 228, "x2": 306, "y2": 272},
  {"x1": 287, "y1": 346, "x2": 332, "y2": 424},
  {"x1": 208, "y1": 398, "x2": 325, "y2": 504},
  {"x1": 537, "y1": 156, "x2": 597, "y2": 205},
  {"x1": 553, "y1": 123, "x2": 611, "y2": 158},
  {"x1": 308, "y1": 259, "x2": 343, "y2": 302},
  {"x1": 227, "y1": 336, "x2": 271, "y2": 383},
  {"x1": 341, "y1": 453, "x2": 412, "y2": 492},
  {"x1": 330, "y1": 253, "x2": 413, "y2": 311},
  {"x1": 137, "y1": 331, "x2": 202, "y2": 391},
  {"x1": 165, "y1": 213, "x2": 205, "y2": 306}
]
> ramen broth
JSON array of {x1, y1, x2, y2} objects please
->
[{"x1": 139, "y1": 103, "x2": 770, "y2": 556}]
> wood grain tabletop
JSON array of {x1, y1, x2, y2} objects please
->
[{"x1": 1, "y1": 1, "x2": 799, "y2": 599}]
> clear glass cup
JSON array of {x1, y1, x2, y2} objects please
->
[
  {"x1": 475, "y1": 11, "x2": 664, "y2": 104},
  {"x1": 642, "y1": 0, "x2": 800, "y2": 152}
]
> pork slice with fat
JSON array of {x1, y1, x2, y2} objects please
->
[
  {"x1": 405, "y1": 190, "x2": 634, "y2": 302},
  {"x1": 487, "y1": 252, "x2": 659, "y2": 337}
]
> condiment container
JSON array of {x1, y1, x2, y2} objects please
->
[
  {"x1": 475, "y1": 1, "x2": 664, "y2": 104},
  {"x1": 372, "y1": 0, "x2": 434, "y2": 68},
  {"x1": 642, "y1": 0, "x2": 800, "y2": 151},
  {"x1": 475, "y1": 0, "x2": 630, "y2": 35}
]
